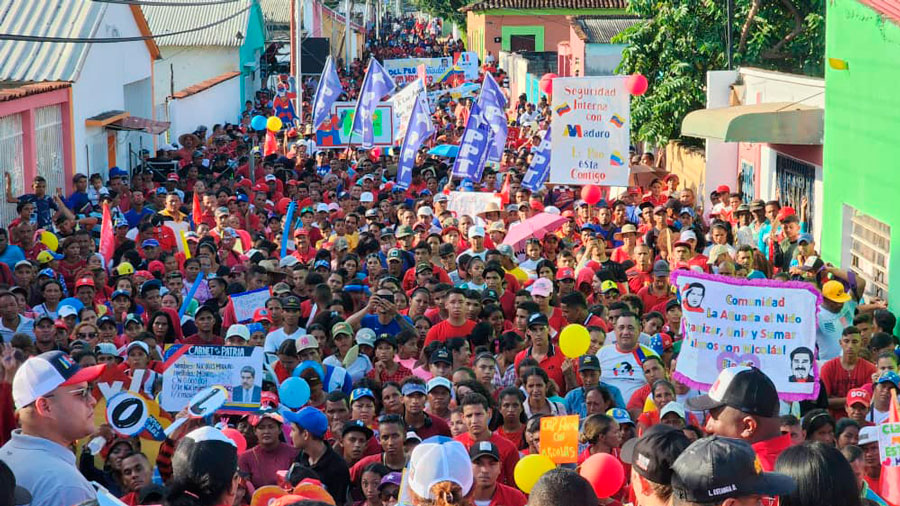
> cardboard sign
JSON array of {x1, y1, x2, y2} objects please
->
[
  {"x1": 106, "y1": 392, "x2": 167, "y2": 440},
  {"x1": 671, "y1": 271, "x2": 821, "y2": 401},
  {"x1": 384, "y1": 56, "x2": 453, "y2": 85},
  {"x1": 878, "y1": 422, "x2": 900, "y2": 467},
  {"x1": 446, "y1": 191, "x2": 501, "y2": 221},
  {"x1": 315, "y1": 101, "x2": 395, "y2": 148},
  {"x1": 539, "y1": 415, "x2": 579, "y2": 463},
  {"x1": 163, "y1": 385, "x2": 230, "y2": 437},
  {"x1": 232, "y1": 287, "x2": 272, "y2": 323},
  {"x1": 390, "y1": 78, "x2": 428, "y2": 139},
  {"x1": 160, "y1": 345, "x2": 264, "y2": 413}
]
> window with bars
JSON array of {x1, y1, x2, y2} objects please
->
[
  {"x1": 0, "y1": 113, "x2": 25, "y2": 228},
  {"x1": 846, "y1": 206, "x2": 890, "y2": 300},
  {"x1": 776, "y1": 154, "x2": 815, "y2": 233}
]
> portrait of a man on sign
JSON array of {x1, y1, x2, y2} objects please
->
[
  {"x1": 788, "y1": 347, "x2": 815, "y2": 383},
  {"x1": 682, "y1": 282, "x2": 706, "y2": 313}
]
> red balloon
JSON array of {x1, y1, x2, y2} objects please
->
[
  {"x1": 580, "y1": 453, "x2": 625, "y2": 499},
  {"x1": 580, "y1": 185, "x2": 602, "y2": 206},
  {"x1": 221, "y1": 427, "x2": 247, "y2": 455},
  {"x1": 625, "y1": 74, "x2": 649, "y2": 96},
  {"x1": 539, "y1": 73, "x2": 558, "y2": 95}
]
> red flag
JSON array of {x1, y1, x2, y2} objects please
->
[
  {"x1": 882, "y1": 392, "x2": 900, "y2": 506},
  {"x1": 99, "y1": 203, "x2": 114, "y2": 266},
  {"x1": 264, "y1": 130, "x2": 278, "y2": 156},
  {"x1": 192, "y1": 191, "x2": 202, "y2": 229},
  {"x1": 496, "y1": 172, "x2": 511, "y2": 206}
]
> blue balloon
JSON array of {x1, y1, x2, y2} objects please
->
[
  {"x1": 279, "y1": 377, "x2": 310, "y2": 409},
  {"x1": 250, "y1": 115, "x2": 267, "y2": 131}
]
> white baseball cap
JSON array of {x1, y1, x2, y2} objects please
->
[
  {"x1": 427, "y1": 376, "x2": 452, "y2": 393},
  {"x1": 12, "y1": 351, "x2": 105, "y2": 408},
  {"x1": 360, "y1": 192, "x2": 374, "y2": 203},
  {"x1": 659, "y1": 401, "x2": 686, "y2": 420},
  {"x1": 226, "y1": 324, "x2": 250, "y2": 341},
  {"x1": 417, "y1": 206, "x2": 434, "y2": 216},
  {"x1": 126, "y1": 341, "x2": 150, "y2": 356},
  {"x1": 279, "y1": 256, "x2": 300, "y2": 268},
  {"x1": 468, "y1": 225, "x2": 485, "y2": 238},
  {"x1": 408, "y1": 439, "x2": 473, "y2": 499},
  {"x1": 356, "y1": 328, "x2": 376, "y2": 347},
  {"x1": 858, "y1": 426, "x2": 879, "y2": 447},
  {"x1": 59, "y1": 305, "x2": 78, "y2": 318}
]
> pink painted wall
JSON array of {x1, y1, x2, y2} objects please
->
[
  {"x1": 567, "y1": 24, "x2": 586, "y2": 76},
  {"x1": 0, "y1": 88, "x2": 74, "y2": 193},
  {"x1": 769, "y1": 144, "x2": 822, "y2": 167},
  {"x1": 476, "y1": 13, "x2": 573, "y2": 58},
  {"x1": 738, "y1": 142, "x2": 762, "y2": 197}
]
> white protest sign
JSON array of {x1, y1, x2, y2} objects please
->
[
  {"x1": 549, "y1": 76, "x2": 630, "y2": 186},
  {"x1": 879, "y1": 422, "x2": 900, "y2": 466},
  {"x1": 160, "y1": 345, "x2": 264, "y2": 413},
  {"x1": 447, "y1": 191, "x2": 501, "y2": 221},
  {"x1": 384, "y1": 57, "x2": 453, "y2": 85},
  {"x1": 232, "y1": 287, "x2": 272, "y2": 323},
  {"x1": 427, "y1": 82, "x2": 480, "y2": 104},
  {"x1": 390, "y1": 78, "x2": 427, "y2": 140},
  {"x1": 671, "y1": 271, "x2": 821, "y2": 400},
  {"x1": 163, "y1": 385, "x2": 229, "y2": 436},
  {"x1": 456, "y1": 51, "x2": 479, "y2": 80}
]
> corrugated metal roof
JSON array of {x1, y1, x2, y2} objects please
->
[
  {"x1": 461, "y1": 0, "x2": 626, "y2": 12},
  {"x1": 141, "y1": 0, "x2": 253, "y2": 47},
  {"x1": 0, "y1": 0, "x2": 106, "y2": 82},
  {"x1": 260, "y1": 0, "x2": 291, "y2": 25},
  {"x1": 573, "y1": 15, "x2": 642, "y2": 43}
]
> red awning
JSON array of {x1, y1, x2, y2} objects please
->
[{"x1": 108, "y1": 115, "x2": 170, "y2": 135}]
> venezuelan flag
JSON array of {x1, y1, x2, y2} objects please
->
[
  {"x1": 438, "y1": 66, "x2": 464, "y2": 83},
  {"x1": 610, "y1": 151, "x2": 624, "y2": 166},
  {"x1": 556, "y1": 102, "x2": 572, "y2": 116},
  {"x1": 610, "y1": 114, "x2": 624, "y2": 128}
]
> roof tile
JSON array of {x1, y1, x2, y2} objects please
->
[{"x1": 462, "y1": 0, "x2": 627, "y2": 12}]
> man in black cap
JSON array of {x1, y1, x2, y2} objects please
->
[
  {"x1": 339, "y1": 420, "x2": 373, "y2": 467},
  {"x1": 470, "y1": 441, "x2": 527, "y2": 506},
  {"x1": 263, "y1": 295, "x2": 305, "y2": 354},
  {"x1": 685, "y1": 366, "x2": 789, "y2": 471},
  {"x1": 621, "y1": 424, "x2": 691, "y2": 506},
  {"x1": 514, "y1": 312, "x2": 570, "y2": 392},
  {"x1": 670, "y1": 436, "x2": 795, "y2": 506}
]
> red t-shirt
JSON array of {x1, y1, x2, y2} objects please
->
[
  {"x1": 455, "y1": 432, "x2": 520, "y2": 487},
  {"x1": 821, "y1": 357, "x2": 876, "y2": 419},
  {"x1": 752, "y1": 433, "x2": 792, "y2": 472},
  {"x1": 636, "y1": 285, "x2": 672, "y2": 314},
  {"x1": 424, "y1": 319, "x2": 476, "y2": 347},
  {"x1": 513, "y1": 344, "x2": 567, "y2": 393},
  {"x1": 487, "y1": 483, "x2": 527, "y2": 506},
  {"x1": 627, "y1": 383, "x2": 651, "y2": 412},
  {"x1": 366, "y1": 362, "x2": 413, "y2": 384},
  {"x1": 496, "y1": 426, "x2": 525, "y2": 450}
]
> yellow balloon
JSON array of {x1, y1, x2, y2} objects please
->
[
  {"x1": 40, "y1": 230, "x2": 59, "y2": 252},
  {"x1": 514, "y1": 454, "x2": 556, "y2": 493},
  {"x1": 266, "y1": 116, "x2": 283, "y2": 131},
  {"x1": 559, "y1": 324, "x2": 591, "y2": 358}
]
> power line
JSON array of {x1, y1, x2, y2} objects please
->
[
  {"x1": 0, "y1": 5, "x2": 251, "y2": 43},
  {"x1": 92, "y1": 0, "x2": 243, "y2": 6}
]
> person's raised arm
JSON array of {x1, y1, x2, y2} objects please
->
[
  {"x1": 4, "y1": 174, "x2": 17, "y2": 204},
  {"x1": 345, "y1": 295, "x2": 376, "y2": 330}
]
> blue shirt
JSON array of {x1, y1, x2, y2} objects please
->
[
  {"x1": 0, "y1": 244, "x2": 25, "y2": 270},
  {"x1": 18, "y1": 194, "x2": 58, "y2": 228},
  {"x1": 360, "y1": 313, "x2": 412, "y2": 336},
  {"x1": 563, "y1": 382, "x2": 627, "y2": 418},
  {"x1": 66, "y1": 191, "x2": 90, "y2": 214},
  {"x1": 1, "y1": 430, "x2": 97, "y2": 506}
]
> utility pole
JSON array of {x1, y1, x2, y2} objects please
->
[
  {"x1": 725, "y1": 0, "x2": 733, "y2": 69},
  {"x1": 345, "y1": 0, "x2": 352, "y2": 72},
  {"x1": 296, "y1": 0, "x2": 304, "y2": 114}
]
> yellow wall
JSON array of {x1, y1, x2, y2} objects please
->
[{"x1": 665, "y1": 141, "x2": 706, "y2": 196}]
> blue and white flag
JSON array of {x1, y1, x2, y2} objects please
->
[
  {"x1": 477, "y1": 73, "x2": 508, "y2": 161},
  {"x1": 311, "y1": 56, "x2": 344, "y2": 130},
  {"x1": 521, "y1": 126, "x2": 552, "y2": 192},
  {"x1": 451, "y1": 101, "x2": 492, "y2": 180},
  {"x1": 396, "y1": 93, "x2": 435, "y2": 190},
  {"x1": 351, "y1": 58, "x2": 396, "y2": 148}
]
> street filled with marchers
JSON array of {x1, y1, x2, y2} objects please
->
[{"x1": 0, "y1": 2, "x2": 898, "y2": 506}]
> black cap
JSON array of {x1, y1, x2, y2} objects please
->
[
  {"x1": 578, "y1": 355, "x2": 600, "y2": 371},
  {"x1": 438, "y1": 243, "x2": 456, "y2": 256},
  {"x1": 281, "y1": 295, "x2": 301, "y2": 310},
  {"x1": 374, "y1": 333, "x2": 397, "y2": 348},
  {"x1": 342, "y1": 419, "x2": 374, "y2": 439},
  {"x1": 430, "y1": 347, "x2": 452, "y2": 365},
  {"x1": 621, "y1": 425, "x2": 690, "y2": 484},
  {"x1": 527, "y1": 312, "x2": 549, "y2": 328},
  {"x1": 469, "y1": 440, "x2": 500, "y2": 462},
  {"x1": 481, "y1": 288, "x2": 500, "y2": 303},
  {"x1": 671, "y1": 436, "x2": 795, "y2": 503},
  {"x1": 685, "y1": 366, "x2": 780, "y2": 418}
]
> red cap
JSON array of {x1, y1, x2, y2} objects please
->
[
  {"x1": 54, "y1": 319, "x2": 68, "y2": 329},
  {"x1": 776, "y1": 207, "x2": 796, "y2": 222},
  {"x1": 715, "y1": 185, "x2": 730, "y2": 194},
  {"x1": 75, "y1": 277, "x2": 95, "y2": 289},
  {"x1": 556, "y1": 267, "x2": 575, "y2": 280},
  {"x1": 237, "y1": 179, "x2": 252, "y2": 189},
  {"x1": 167, "y1": 173, "x2": 180, "y2": 182},
  {"x1": 673, "y1": 261, "x2": 691, "y2": 270},
  {"x1": 663, "y1": 173, "x2": 679, "y2": 181},
  {"x1": 294, "y1": 228, "x2": 309, "y2": 237},
  {"x1": 253, "y1": 184, "x2": 268, "y2": 193},
  {"x1": 253, "y1": 308, "x2": 272, "y2": 323},
  {"x1": 627, "y1": 186, "x2": 642, "y2": 195},
  {"x1": 658, "y1": 332, "x2": 674, "y2": 350},
  {"x1": 134, "y1": 270, "x2": 154, "y2": 279},
  {"x1": 148, "y1": 260, "x2": 165, "y2": 275},
  {"x1": 846, "y1": 388, "x2": 871, "y2": 407},
  {"x1": 529, "y1": 199, "x2": 544, "y2": 212},
  {"x1": 562, "y1": 210, "x2": 575, "y2": 219},
  {"x1": 287, "y1": 179, "x2": 299, "y2": 186},
  {"x1": 576, "y1": 267, "x2": 595, "y2": 287}
]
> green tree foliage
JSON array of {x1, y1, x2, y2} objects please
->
[
  {"x1": 413, "y1": 0, "x2": 469, "y2": 28},
  {"x1": 612, "y1": 0, "x2": 824, "y2": 146}
]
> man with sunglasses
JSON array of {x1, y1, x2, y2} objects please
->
[{"x1": 1, "y1": 350, "x2": 104, "y2": 506}]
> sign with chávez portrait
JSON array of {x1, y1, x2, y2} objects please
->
[{"x1": 672, "y1": 271, "x2": 822, "y2": 400}]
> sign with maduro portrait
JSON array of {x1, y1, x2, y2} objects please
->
[
  {"x1": 549, "y1": 76, "x2": 630, "y2": 187},
  {"x1": 671, "y1": 271, "x2": 822, "y2": 401},
  {"x1": 160, "y1": 345, "x2": 264, "y2": 413}
]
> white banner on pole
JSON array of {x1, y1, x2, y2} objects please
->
[
  {"x1": 390, "y1": 78, "x2": 427, "y2": 140},
  {"x1": 384, "y1": 57, "x2": 453, "y2": 85},
  {"x1": 447, "y1": 191, "x2": 501, "y2": 221},
  {"x1": 549, "y1": 76, "x2": 630, "y2": 186}
]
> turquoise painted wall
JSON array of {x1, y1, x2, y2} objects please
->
[
  {"x1": 823, "y1": 0, "x2": 900, "y2": 311},
  {"x1": 239, "y1": 1, "x2": 267, "y2": 101}
]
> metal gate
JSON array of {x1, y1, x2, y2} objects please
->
[
  {"x1": 34, "y1": 105, "x2": 65, "y2": 196},
  {"x1": 0, "y1": 113, "x2": 24, "y2": 228},
  {"x1": 739, "y1": 160, "x2": 755, "y2": 202},
  {"x1": 775, "y1": 154, "x2": 815, "y2": 232}
]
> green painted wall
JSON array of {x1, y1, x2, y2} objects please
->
[
  {"x1": 501, "y1": 25, "x2": 545, "y2": 51},
  {"x1": 823, "y1": 0, "x2": 900, "y2": 311},
  {"x1": 239, "y1": 1, "x2": 267, "y2": 101}
]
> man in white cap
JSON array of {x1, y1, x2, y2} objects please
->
[
  {"x1": 462, "y1": 225, "x2": 488, "y2": 260},
  {"x1": 0, "y1": 351, "x2": 104, "y2": 506}
]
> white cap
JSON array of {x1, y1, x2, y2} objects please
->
[
  {"x1": 544, "y1": 206, "x2": 560, "y2": 215},
  {"x1": 126, "y1": 341, "x2": 150, "y2": 355},
  {"x1": 406, "y1": 431, "x2": 423, "y2": 442},
  {"x1": 96, "y1": 342, "x2": 118, "y2": 356},
  {"x1": 679, "y1": 229, "x2": 697, "y2": 242},
  {"x1": 360, "y1": 191, "x2": 374, "y2": 203},
  {"x1": 226, "y1": 324, "x2": 250, "y2": 341},
  {"x1": 296, "y1": 334, "x2": 319, "y2": 352},
  {"x1": 316, "y1": 203, "x2": 329, "y2": 213},
  {"x1": 59, "y1": 305, "x2": 77, "y2": 318},
  {"x1": 858, "y1": 426, "x2": 879, "y2": 447},
  {"x1": 356, "y1": 328, "x2": 376, "y2": 347},
  {"x1": 408, "y1": 440, "x2": 473, "y2": 499},
  {"x1": 12, "y1": 351, "x2": 105, "y2": 408},
  {"x1": 427, "y1": 376, "x2": 452, "y2": 393},
  {"x1": 659, "y1": 401, "x2": 686, "y2": 420},
  {"x1": 279, "y1": 256, "x2": 299, "y2": 268},
  {"x1": 468, "y1": 225, "x2": 485, "y2": 238},
  {"x1": 327, "y1": 202, "x2": 340, "y2": 212},
  {"x1": 417, "y1": 206, "x2": 434, "y2": 216},
  {"x1": 184, "y1": 426, "x2": 236, "y2": 447}
]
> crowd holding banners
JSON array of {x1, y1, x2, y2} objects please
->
[{"x1": 0, "y1": 10, "x2": 899, "y2": 506}]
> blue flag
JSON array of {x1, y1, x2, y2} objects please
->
[
  {"x1": 312, "y1": 56, "x2": 344, "y2": 130},
  {"x1": 351, "y1": 58, "x2": 396, "y2": 148},
  {"x1": 451, "y1": 101, "x2": 492, "y2": 180},
  {"x1": 477, "y1": 73, "x2": 508, "y2": 161},
  {"x1": 521, "y1": 126, "x2": 552, "y2": 192},
  {"x1": 397, "y1": 93, "x2": 435, "y2": 190}
]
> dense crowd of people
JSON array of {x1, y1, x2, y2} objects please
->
[{"x1": 0, "y1": 12, "x2": 898, "y2": 506}]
